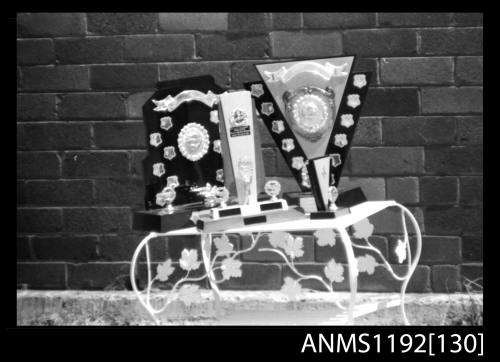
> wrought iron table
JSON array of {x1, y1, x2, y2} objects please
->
[{"x1": 130, "y1": 200, "x2": 422, "y2": 325}]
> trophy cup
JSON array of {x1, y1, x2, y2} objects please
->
[
  {"x1": 133, "y1": 75, "x2": 228, "y2": 232},
  {"x1": 244, "y1": 57, "x2": 372, "y2": 212}
]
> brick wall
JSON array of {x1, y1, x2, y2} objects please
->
[{"x1": 17, "y1": 13, "x2": 483, "y2": 292}]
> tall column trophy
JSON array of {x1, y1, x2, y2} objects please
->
[
  {"x1": 190, "y1": 90, "x2": 306, "y2": 232},
  {"x1": 245, "y1": 57, "x2": 371, "y2": 214}
]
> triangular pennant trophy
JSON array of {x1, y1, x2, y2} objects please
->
[{"x1": 244, "y1": 56, "x2": 372, "y2": 214}]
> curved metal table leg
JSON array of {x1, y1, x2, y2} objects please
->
[
  {"x1": 200, "y1": 233, "x2": 222, "y2": 318},
  {"x1": 337, "y1": 227, "x2": 358, "y2": 325}
]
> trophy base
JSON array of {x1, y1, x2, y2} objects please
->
[
  {"x1": 282, "y1": 192, "x2": 318, "y2": 213},
  {"x1": 193, "y1": 205, "x2": 305, "y2": 232},
  {"x1": 133, "y1": 203, "x2": 204, "y2": 232},
  {"x1": 337, "y1": 187, "x2": 367, "y2": 208},
  {"x1": 309, "y1": 207, "x2": 351, "y2": 219}
]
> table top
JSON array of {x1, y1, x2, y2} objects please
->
[{"x1": 158, "y1": 200, "x2": 397, "y2": 237}]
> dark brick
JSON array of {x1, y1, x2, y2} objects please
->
[
  {"x1": 421, "y1": 87, "x2": 483, "y2": 114},
  {"x1": 456, "y1": 56, "x2": 483, "y2": 85},
  {"x1": 368, "y1": 207, "x2": 424, "y2": 234},
  {"x1": 282, "y1": 263, "x2": 349, "y2": 291},
  {"x1": 196, "y1": 34, "x2": 268, "y2": 60},
  {"x1": 99, "y1": 234, "x2": 168, "y2": 262},
  {"x1": 352, "y1": 58, "x2": 378, "y2": 86},
  {"x1": 452, "y1": 13, "x2": 483, "y2": 26},
  {"x1": 228, "y1": 13, "x2": 271, "y2": 33},
  {"x1": 352, "y1": 117, "x2": 382, "y2": 146},
  {"x1": 63, "y1": 207, "x2": 131, "y2": 233},
  {"x1": 240, "y1": 233, "x2": 314, "y2": 262},
  {"x1": 18, "y1": 13, "x2": 85, "y2": 37},
  {"x1": 271, "y1": 13, "x2": 302, "y2": 30},
  {"x1": 349, "y1": 147, "x2": 424, "y2": 175},
  {"x1": 380, "y1": 57, "x2": 453, "y2": 85},
  {"x1": 457, "y1": 116, "x2": 483, "y2": 145},
  {"x1": 17, "y1": 123, "x2": 92, "y2": 150},
  {"x1": 462, "y1": 235, "x2": 482, "y2": 262},
  {"x1": 90, "y1": 64, "x2": 158, "y2": 90},
  {"x1": 420, "y1": 176, "x2": 458, "y2": 204},
  {"x1": 274, "y1": 148, "x2": 293, "y2": 177},
  {"x1": 383, "y1": 117, "x2": 456, "y2": 146},
  {"x1": 94, "y1": 122, "x2": 145, "y2": 149},
  {"x1": 87, "y1": 13, "x2": 157, "y2": 34},
  {"x1": 67, "y1": 262, "x2": 130, "y2": 289},
  {"x1": 17, "y1": 93, "x2": 56, "y2": 121},
  {"x1": 357, "y1": 264, "x2": 430, "y2": 292},
  {"x1": 17, "y1": 262, "x2": 67, "y2": 289},
  {"x1": 386, "y1": 177, "x2": 419, "y2": 204},
  {"x1": 425, "y1": 146, "x2": 482, "y2": 175},
  {"x1": 344, "y1": 29, "x2": 417, "y2": 57},
  {"x1": 362, "y1": 88, "x2": 419, "y2": 116},
  {"x1": 339, "y1": 177, "x2": 386, "y2": 200},
  {"x1": 270, "y1": 31, "x2": 342, "y2": 58},
  {"x1": 17, "y1": 180, "x2": 25, "y2": 204},
  {"x1": 32, "y1": 235, "x2": 98, "y2": 261},
  {"x1": 62, "y1": 151, "x2": 129, "y2": 178},
  {"x1": 23, "y1": 180, "x2": 94, "y2": 206},
  {"x1": 215, "y1": 263, "x2": 282, "y2": 290},
  {"x1": 315, "y1": 235, "x2": 388, "y2": 264},
  {"x1": 55, "y1": 37, "x2": 124, "y2": 65},
  {"x1": 17, "y1": 152, "x2": 61, "y2": 179},
  {"x1": 304, "y1": 12, "x2": 375, "y2": 29},
  {"x1": 460, "y1": 264, "x2": 483, "y2": 286},
  {"x1": 460, "y1": 176, "x2": 483, "y2": 205},
  {"x1": 159, "y1": 13, "x2": 227, "y2": 32},
  {"x1": 424, "y1": 206, "x2": 482, "y2": 235},
  {"x1": 432, "y1": 265, "x2": 461, "y2": 292},
  {"x1": 160, "y1": 62, "x2": 230, "y2": 89},
  {"x1": 20, "y1": 65, "x2": 89, "y2": 91},
  {"x1": 95, "y1": 177, "x2": 144, "y2": 207},
  {"x1": 17, "y1": 236, "x2": 32, "y2": 260},
  {"x1": 262, "y1": 148, "x2": 277, "y2": 176},
  {"x1": 17, "y1": 207, "x2": 62, "y2": 233},
  {"x1": 17, "y1": 39, "x2": 54, "y2": 65},
  {"x1": 124, "y1": 35, "x2": 194, "y2": 62},
  {"x1": 130, "y1": 150, "x2": 147, "y2": 177},
  {"x1": 420, "y1": 28, "x2": 483, "y2": 55},
  {"x1": 393, "y1": 236, "x2": 461, "y2": 265},
  {"x1": 126, "y1": 92, "x2": 154, "y2": 119},
  {"x1": 378, "y1": 13, "x2": 453, "y2": 27},
  {"x1": 59, "y1": 93, "x2": 127, "y2": 119},
  {"x1": 230, "y1": 61, "x2": 265, "y2": 89}
]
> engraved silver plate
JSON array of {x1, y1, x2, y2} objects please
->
[
  {"x1": 213, "y1": 139, "x2": 222, "y2": 154},
  {"x1": 250, "y1": 84, "x2": 264, "y2": 98},
  {"x1": 152, "y1": 90, "x2": 218, "y2": 113},
  {"x1": 152, "y1": 162, "x2": 165, "y2": 177},
  {"x1": 230, "y1": 108, "x2": 248, "y2": 127},
  {"x1": 261, "y1": 102, "x2": 274, "y2": 116},
  {"x1": 291, "y1": 156, "x2": 305, "y2": 170},
  {"x1": 334, "y1": 134, "x2": 348, "y2": 148},
  {"x1": 210, "y1": 110, "x2": 219, "y2": 124},
  {"x1": 331, "y1": 153, "x2": 342, "y2": 167},
  {"x1": 340, "y1": 114, "x2": 354, "y2": 128},
  {"x1": 177, "y1": 122, "x2": 210, "y2": 162},
  {"x1": 160, "y1": 116, "x2": 173, "y2": 131},
  {"x1": 283, "y1": 86, "x2": 335, "y2": 142},
  {"x1": 272, "y1": 120, "x2": 285, "y2": 134},
  {"x1": 166, "y1": 175, "x2": 179, "y2": 189},
  {"x1": 216, "y1": 169, "x2": 224, "y2": 183},
  {"x1": 347, "y1": 94, "x2": 361, "y2": 109},
  {"x1": 149, "y1": 133, "x2": 162, "y2": 147},
  {"x1": 163, "y1": 146, "x2": 176, "y2": 160},
  {"x1": 353, "y1": 74, "x2": 367, "y2": 89},
  {"x1": 282, "y1": 138, "x2": 295, "y2": 152}
]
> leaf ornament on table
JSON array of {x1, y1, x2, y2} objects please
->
[
  {"x1": 356, "y1": 254, "x2": 377, "y2": 275},
  {"x1": 324, "y1": 258, "x2": 345, "y2": 283},
  {"x1": 314, "y1": 229, "x2": 337, "y2": 247},
  {"x1": 214, "y1": 235, "x2": 234, "y2": 254},
  {"x1": 394, "y1": 239, "x2": 407, "y2": 264},
  {"x1": 268, "y1": 231, "x2": 292, "y2": 249},
  {"x1": 281, "y1": 277, "x2": 303, "y2": 301},
  {"x1": 178, "y1": 284, "x2": 202, "y2": 306},
  {"x1": 156, "y1": 259, "x2": 175, "y2": 282},
  {"x1": 352, "y1": 218, "x2": 374, "y2": 240},
  {"x1": 221, "y1": 257, "x2": 242, "y2": 280},
  {"x1": 283, "y1": 236, "x2": 304, "y2": 259},
  {"x1": 179, "y1": 249, "x2": 201, "y2": 271}
]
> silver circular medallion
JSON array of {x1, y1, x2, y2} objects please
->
[{"x1": 177, "y1": 122, "x2": 210, "y2": 162}]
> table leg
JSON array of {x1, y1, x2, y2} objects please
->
[
  {"x1": 200, "y1": 233, "x2": 222, "y2": 319},
  {"x1": 337, "y1": 227, "x2": 358, "y2": 325}
]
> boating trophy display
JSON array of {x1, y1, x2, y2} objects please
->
[
  {"x1": 133, "y1": 75, "x2": 228, "y2": 232},
  {"x1": 244, "y1": 56, "x2": 372, "y2": 213},
  {"x1": 190, "y1": 90, "x2": 306, "y2": 232}
]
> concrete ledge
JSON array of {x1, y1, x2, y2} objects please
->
[{"x1": 17, "y1": 290, "x2": 483, "y2": 326}]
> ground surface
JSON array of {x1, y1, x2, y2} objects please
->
[{"x1": 17, "y1": 290, "x2": 483, "y2": 326}]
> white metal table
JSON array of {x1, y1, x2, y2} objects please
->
[{"x1": 130, "y1": 200, "x2": 422, "y2": 325}]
